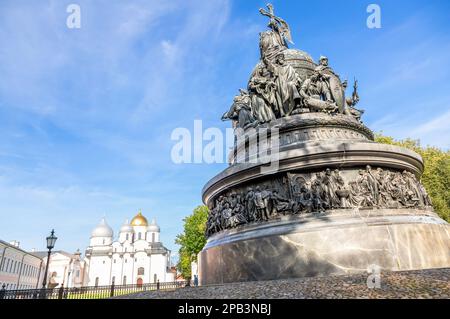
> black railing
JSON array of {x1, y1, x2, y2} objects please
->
[{"x1": 0, "y1": 280, "x2": 190, "y2": 300}]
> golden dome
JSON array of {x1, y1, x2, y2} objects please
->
[{"x1": 130, "y1": 210, "x2": 148, "y2": 226}]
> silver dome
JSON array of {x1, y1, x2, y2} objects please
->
[
  {"x1": 120, "y1": 219, "x2": 133, "y2": 233},
  {"x1": 147, "y1": 218, "x2": 160, "y2": 232},
  {"x1": 91, "y1": 218, "x2": 113, "y2": 238}
]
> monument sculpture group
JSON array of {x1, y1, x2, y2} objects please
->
[
  {"x1": 205, "y1": 167, "x2": 433, "y2": 237},
  {"x1": 222, "y1": 4, "x2": 362, "y2": 130},
  {"x1": 199, "y1": 5, "x2": 450, "y2": 285}
]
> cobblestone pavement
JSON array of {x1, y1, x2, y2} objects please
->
[{"x1": 115, "y1": 268, "x2": 450, "y2": 299}]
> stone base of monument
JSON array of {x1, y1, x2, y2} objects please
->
[{"x1": 199, "y1": 208, "x2": 450, "y2": 285}]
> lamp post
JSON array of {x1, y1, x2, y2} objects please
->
[{"x1": 41, "y1": 229, "x2": 57, "y2": 290}]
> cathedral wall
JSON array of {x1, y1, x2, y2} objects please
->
[
  {"x1": 133, "y1": 251, "x2": 150, "y2": 284},
  {"x1": 146, "y1": 231, "x2": 160, "y2": 243},
  {"x1": 111, "y1": 253, "x2": 122, "y2": 285},
  {"x1": 87, "y1": 255, "x2": 111, "y2": 286},
  {"x1": 133, "y1": 240, "x2": 148, "y2": 251},
  {"x1": 89, "y1": 237, "x2": 112, "y2": 247},
  {"x1": 121, "y1": 253, "x2": 133, "y2": 285},
  {"x1": 150, "y1": 254, "x2": 168, "y2": 282},
  {"x1": 133, "y1": 226, "x2": 147, "y2": 241}
]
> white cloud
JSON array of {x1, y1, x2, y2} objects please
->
[
  {"x1": 412, "y1": 110, "x2": 450, "y2": 135},
  {"x1": 409, "y1": 110, "x2": 450, "y2": 149},
  {"x1": 161, "y1": 40, "x2": 179, "y2": 65},
  {"x1": 370, "y1": 106, "x2": 450, "y2": 149}
]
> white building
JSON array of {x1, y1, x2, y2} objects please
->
[
  {"x1": 84, "y1": 211, "x2": 175, "y2": 287},
  {"x1": 34, "y1": 250, "x2": 85, "y2": 289},
  {"x1": 0, "y1": 240, "x2": 45, "y2": 290}
]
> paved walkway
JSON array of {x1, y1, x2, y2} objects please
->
[{"x1": 115, "y1": 268, "x2": 450, "y2": 299}]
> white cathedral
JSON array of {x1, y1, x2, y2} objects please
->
[{"x1": 84, "y1": 211, "x2": 175, "y2": 286}]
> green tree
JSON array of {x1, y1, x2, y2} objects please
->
[
  {"x1": 375, "y1": 134, "x2": 450, "y2": 222},
  {"x1": 175, "y1": 205, "x2": 209, "y2": 278}
]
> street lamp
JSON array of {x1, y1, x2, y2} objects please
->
[{"x1": 42, "y1": 229, "x2": 57, "y2": 289}]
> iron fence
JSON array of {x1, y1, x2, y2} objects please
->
[{"x1": 0, "y1": 280, "x2": 190, "y2": 300}]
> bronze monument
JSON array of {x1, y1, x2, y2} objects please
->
[{"x1": 199, "y1": 4, "x2": 450, "y2": 285}]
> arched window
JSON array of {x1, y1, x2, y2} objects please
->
[
  {"x1": 153, "y1": 274, "x2": 157, "y2": 283},
  {"x1": 112, "y1": 276, "x2": 115, "y2": 285},
  {"x1": 102, "y1": 239, "x2": 105, "y2": 245},
  {"x1": 123, "y1": 276, "x2": 127, "y2": 285},
  {"x1": 95, "y1": 277, "x2": 99, "y2": 287},
  {"x1": 152, "y1": 233, "x2": 155, "y2": 243},
  {"x1": 126, "y1": 233, "x2": 129, "y2": 241},
  {"x1": 138, "y1": 233, "x2": 141, "y2": 240},
  {"x1": 138, "y1": 267, "x2": 144, "y2": 275}
]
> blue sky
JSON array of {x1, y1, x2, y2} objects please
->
[{"x1": 0, "y1": 0, "x2": 449, "y2": 260}]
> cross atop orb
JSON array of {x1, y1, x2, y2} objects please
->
[{"x1": 259, "y1": 3, "x2": 293, "y2": 45}]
